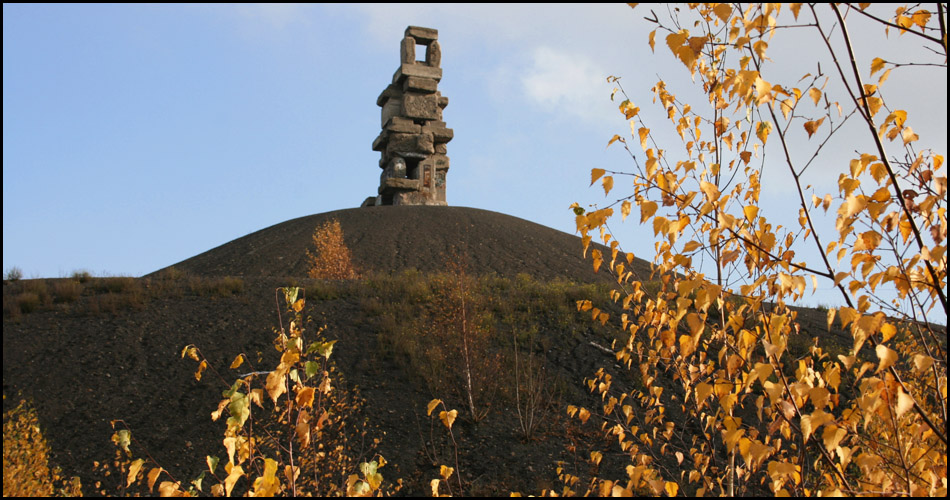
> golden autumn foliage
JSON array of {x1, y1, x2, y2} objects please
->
[
  {"x1": 307, "y1": 219, "x2": 359, "y2": 280},
  {"x1": 112, "y1": 287, "x2": 390, "y2": 497},
  {"x1": 3, "y1": 398, "x2": 82, "y2": 497},
  {"x1": 570, "y1": 3, "x2": 946, "y2": 497}
]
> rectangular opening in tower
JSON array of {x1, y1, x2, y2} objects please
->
[{"x1": 406, "y1": 158, "x2": 421, "y2": 180}]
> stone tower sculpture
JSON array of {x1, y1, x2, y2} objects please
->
[{"x1": 364, "y1": 26, "x2": 454, "y2": 206}]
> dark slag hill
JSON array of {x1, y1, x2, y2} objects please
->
[
  {"x1": 154, "y1": 205, "x2": 652, "y2": 282},
  {"x1": 4, "y1": 206, "x2": 660, "y2": 496}
]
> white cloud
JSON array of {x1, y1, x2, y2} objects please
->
[{"x1": 520, "y1": 46, "x2": 613, "y2": 123}]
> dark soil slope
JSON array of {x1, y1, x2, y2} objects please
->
[
  {"x1": 154, "y1": 206, "x2": 651, "y2": 282},
  {"x1": 5, "y1": 206, "x2": 660, "y2": 496}
]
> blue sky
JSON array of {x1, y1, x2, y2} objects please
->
[
  {"x1": 3, "y1": 4, "x2": 946, "y2": 319},
  {"x1": 4, "y1": 4, "x2": 648, "y2": 277}
]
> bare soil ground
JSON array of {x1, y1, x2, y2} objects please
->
[
  {"x1": 3, "y1": 207, "x2": 644, "y2": 496},
  {"x1": 3, "y1": 206, "x2": 869, "y2": 496}
]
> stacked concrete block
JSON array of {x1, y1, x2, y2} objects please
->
[{"x1": 367, "y1": 26, "x2": 454, "y2": 206}]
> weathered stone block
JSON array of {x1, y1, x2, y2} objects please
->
[
  {"x1": 376, "y1": 84, "x2": 400, "y2": 107},
  {"x1": 403, "y1": 76, "x2": 438, "y2": 94},
  {"x1": 437, "y1": 96, "x2": 449, "y2": 109},
  {"x1": 435, "y1": 143, "x2": 447, "y2": 154},
  {"x1": 431, "y1": 154, "x2": 450, "y2": 171},
  {"x1": 426, "y1": 40, "x2": 441, "y2": 67},
  {"x1": 372, "y1": 132, "x2": 387, "y2": 152},
  {"x1": 385, "y1": 132, "x2": 435, "y2": 156},
  {"x1": 382, "y1": 116, "x2": 422, "y2": 134},
  {"x1": 381, "y1": 97, "x2": 403, "y2": 128},
  {"x1": 393, "y1": 63, "x2": 442, "y2": 83},
  {"x1": 405, "y1": 26, "x2": 438, "y2": 43},
  {"x1": 401, "y1": 94, "x2": 441, "y2": 120},
  {"x1": 400, "y1": 36, "x2": 416, "y2": 64},
  {"x1": 423, "y1": 124, "x2": 454, "y2": 143},
  {"x1": 380, "y1": 177, "x2": 421, "y2": 193}
]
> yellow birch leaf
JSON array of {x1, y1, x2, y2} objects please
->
[
  {"x1": 790, "y1": 3, "x2": 803, "y2": 19},
  {"x1": 865, "y1": 96, "x2": 883, "y2": 116},
  {"x1": 809, "y1": 387, "x2": 831, "y2": 409},
  {"x1": 713, "y1": 3, "x2": 732, "y2": 22},
  {"x1": 652, "y1": 216, "x2": 669, "y2": 237},
  {"x1": 901, "y1": 126, "x2": 919, "y2": 144},
  {"x1": 880, "y1": 323, "x2": 896, "y2": 342},
  {"x1": 808, "y1": 88, "x2": 822, "y2": 105},
  {"x1": 430, "y1": 479, "x2": 441, "y2": 497},
  {"x1": 878, "y1": 68, "x2": 891, "y2": 84},
  {"x1": 679, "y1": 334, "x2": 696, "y2": 357},
  {"x1": 602, "y1": 175, "x2": 614, "y2": 196},
  {"x1": 640, "y1": 201, "x2": 658, "y2": 223},
  {"x1": 158, "y1": 481, "x2": 181, "y2": 498},
  {"x1": 223, "y1": 436, "x2": 237, "y2": 465},
  {"x1": 590, "y1": 168, "x2": 606, "y2": 186},
  {"x1": 592, "y1": 249, "x2": 603, "y2": 273},
  {"x1": 439, "y1": 409, "x2": 458, "y2": 429},
  {"x1": 755, "y1": 77, "x2": 772, "y2": 105},
  {"x1": 853, "y1": 314, "x2": 883, "y2": 353},
  {"x1": 195, "y1": 359, "x2": 208, "y2": 381},
  {"x1": 723, "y1": 427, "x2": 745, "y2": 450},
  {"x1": 229, "y1": 354, "x2": 244, "y2": 370},
  {"x1": 292, "y1": 298, "x2": 305, "y2": 312},
  {"x1": 265, "y1": 367, "x2": 288, "y2": 404},
  {"x1": 649, "y1": 29, "x2": 656, "y2": 52},
  {"x1": 875, "y1": 344, "x2": 897, "y2": 373},
  {"x1": 665, "y1": 481, "x2": 679, "y2": 497},
  {"x1": 912, "y1": 354, "x2": 934, "y2": 373},
  {"x1": 753, "y1": 40, "x2": 768, "y2": 60},
  {"x1": 780, "y1": 99, "x2": 793, "y2": 119},
  {"x1": 440, "y1": 465, "x2": 454, "y2": 480},
  {"x1": 804, "y1": 118, "x2": 824, "y2": 138},
  {"x1": 911, "y1": 10, "x2": 932, "y2": 27},
  {"x1": 621, "y1": 200, "x2": 632, "y2": 221},
  {"x1": 838, "y1": 307, "x2": 859, "y2": 328},
  {"x1": 682, "y1": 240, "x2": 701, "y2": 252},
  {"x1": 638, "y1": 127, "x2": 650, "y2": 150},
  {"x1": 224, "y1": 464, "x2": 244, "y2": 497},
  {"x1": 623, "y1": 104, "x2": 640, "y2": 120},
  {"x1": 181, "y1": 345, "x2": 199, "y2": 361},
  {"x1": 296, "y1": 386, "x2": 315, "y2": 408},
  {"x1": 743, "y1": 205, "x2": 759, "y2": 221},
  {"x1": 870, "y1": 57, "x2": 886, "y2": 76},
  {"x1": 607, "y1": 134, "x2": 622, "y2": 148},
  {"x1": 251, "y1": 458, "x2": 280, "y2": 497},
  {"x1": 826, "y1": 307, "x2": 836, "y2": 331},
  {"x1": 822, "y1": 425, "x2": 846, "y2": 452},
  {"x1": 895, "y1": 387, "x2": 914, "y2": 418},
  {"x1": 899, "y1": 219, "x2": 912, "y2": 243},
  {"x1": 756, "y1": 121, "x2": 772, "y2": 145},
  {"x1": 695, "y1": 382, "x2": 713, "y2": 408},
  {"x1": 148, "y1": 467, "x2": 164, "y2": 492},
  {"x1": 578, "y1": 407, "x2": 591, "y2": 423},
  {"x1": 700, "y1": 181, "x2": 720, "y2": 202},
  {"x1": 128, "y1": 459, "x2": 145, "y2": 488}
]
